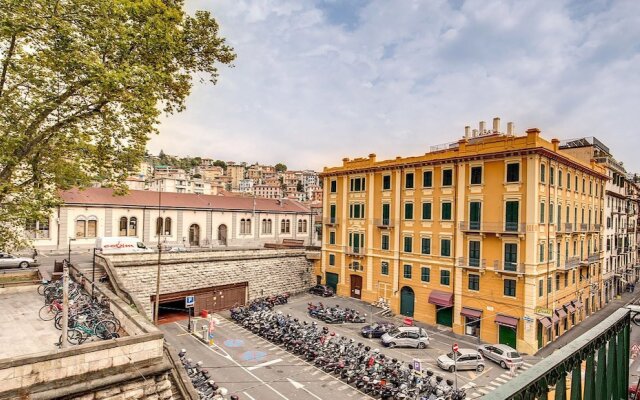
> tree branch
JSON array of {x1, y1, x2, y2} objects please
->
[{"x1": 0, "y1": 33, "x2": 17, "y2": 98}]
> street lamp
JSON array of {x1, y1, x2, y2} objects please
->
[{"x1": 67, "y1": 238, "x2": 76, "y2": 265}]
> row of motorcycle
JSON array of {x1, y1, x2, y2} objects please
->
[
  {"x1": 230, "y1": 299, "x2": 466, "y2": 400},
  {"x1": 307, "y1": 302, "x2": 367, "y2": 323},
  {"x1": 179, "y1": 349, "x2": 239, "y2": 400}
]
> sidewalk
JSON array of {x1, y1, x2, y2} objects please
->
[{"x1": 536, "y1": 291, "x2": 640, "y2": 357}]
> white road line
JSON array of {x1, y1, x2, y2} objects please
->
[
  {"x1": 471, "y1": 392, "x2": 483, "y2": 398},
  {"x1": 319, "y1": 375, "x2": 330, "y2": 381},
  {"x1": 243, "y1": 392, "x2": 257, "y2": 400},
  {"x1": 276, "y1": 350, "x2": 286, "y2": 355},
  {"x1": 269, "y1": 346, "x2": 278, "y2": 350},
  {"x1": 247, "y1": 358, "x2": 283, "y2": 371},
  {"x1": 486, "y1": 384, "x2": 498, "y2": 390},
  {"x1": 303, "y1": 366, "x2": 313, "y2": 371},
  {"x1": 495, "y1": 377, "x2": 508, "y2": 383},
  {"x1": 337, "y1": 386, "x2": 348, "y2": 391},
  {"x1": 478, "y1": 388, "x2": 490, "y2": 394},
  {"x1": 173, "y1": 323, "x2": 291, "y2": 400},
  {"x1": 326, "y1": 380, "x2": 338, "y2": 386},
  {"x1": 311, "y1": 370, "x2": 320, "y2": 376}
]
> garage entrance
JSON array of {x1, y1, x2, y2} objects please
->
[{"x1": 152, "y1": 282, "x2": 247, "y2": 322}]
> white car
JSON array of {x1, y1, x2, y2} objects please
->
[{"x1": 0, "y1": 252, "x2": 36, "y2": 269}]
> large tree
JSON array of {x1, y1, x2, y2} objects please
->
[{"x1": 0, "y1": 0, "x2": 235, "y2": 250}]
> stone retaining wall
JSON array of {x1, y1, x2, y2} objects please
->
[{"x1": 65, "y1": 371, "x2": 175, "y2": 400}]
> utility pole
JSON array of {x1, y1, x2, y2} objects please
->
[
  {"x1": 62, "y1": 261, "x2": 69, "y2": 349},
  {"x1": 154, "y1": 182, "x2": 162, "y2": 325}
]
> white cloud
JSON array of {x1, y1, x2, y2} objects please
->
[{"x1": 150, "y1": 0, "x2": 640, "y2": 172}]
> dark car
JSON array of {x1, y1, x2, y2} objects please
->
[
  {"x1": 361, "y1": 322, "x2": 395, "y2": 339},
  {"x1": 309, "y1": 285, "x2": 334, "y2": 297}
]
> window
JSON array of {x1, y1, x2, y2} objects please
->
[
  {"x1": 330, "y1": 180, "x2": 337, "y2": 193},
  {"x1": 382, "y1": 175, "x2": 391, "y2": 190},
  {"x1": 505, "y1": 201, "x2": 519, "y2": 231},
  {"x1": 329, "y1": 231, "x2": 336, "y2": 244},
  {"x1": 119, "y1": 217, "x2": 128, "y2": 236},
  {"x1": 540, "y1": 202, "x2": 545, "y2": 224},
  {"x1": 505, "y1": 243, "x2": 517, "y2": 270},
  {"x1": 567, "y1": 172, "x2": 571, "y2": 189},
  {"x1": 405, "y1": 172, "x2": 414, "y2": 189},
  {"x1": 572, "y1": 270, "x2": 575, "y2": 284},
  {"x1": 128, "y1": 217, "x2": 137, "y2": 237},
  {"x1": 262, "y1": 219, "x2": 273, "y2": 234},
  {"x1": 469, "y1": 241, "x2": 480, "y2": 266},
  {"x1": 582, "y1": 178, "x2": 585, "y2": 193},
  {"x1": 470, "y1": 166, "x2": 482, "y2": 185},
  {"x1": 404, "y1": 236, "x2": 413, "y2": 253},
  {"x1": 540, "y1": 164, "x2": 546, "y2": 182},
  {"x1": 240, "y1": 218, "x2": 252, "y2": 235},
  {"x1": 348, "y1": 232, "x2": 364, "y2": 252},
  {"x1": 539, "y1": 279, "x2": 543, "y2": 297},
  {"x1": 155, "y1": 217, "x2": 163, "y2": 236},
  {"x1": 381, "y1": 261, "x2": 389, "y2": 275},
  {"x1": 75, "y1": 216, "x2": 97, "y2": 238},
  {"x1": 329, "y1": 204, "x2": 336, "y2": 223},
  {"x1": 329, "y1": 254, "x2": 335, "y2": 266},
  {"x1": 440, "y1": 270, "x2": 451, "y2": 286},
  {"x1": 506, "y1": 163, "x2": 520, "y2": 182},
  {"x1": 589, "y1": 181, "x2": 593, "y2": 195},
  {"x1": 564, "y1": 272, "x2": 568, "y2": 288},
  {"x1": 422, "y1": 202, "x2": 432, "y2": 220},
  {"x1": 504, "y1": 279, "x2": 516, "y2": 297},
  {"x1": 164, "y1": 217, "x2": 172, "y2": 235},
  {"x1": 441, "y1": 239, "x2": 451, "y2": 257},
  {"x1": 281, "y1": 219, "x2": 291, "y2": 233},
  {"x1": 539, "y1": 243, "x2": 545, "y2": 262},
  {"x1": 26, "y1": 219, "x2": 50, "y2": 239},
  {"x1": 549, "y1": 203, "x2": 554, "y2": 224},
  {"x1": 381, "y1": 234, "x2": 389, "y2": 250},
  {"x1": 558, "y1": 170, "x2": 563, "y2": 187},
  {"x1": 550, "y1": 166, "x2": 555, "y2": 185},
  {"x1": 441, "y1": 202, "x2": 452, "y2": 221},
  {"x1": 404, "y1": 202, "x2": 414, "y2": 220},
  {"x1": 349, "y1": 203, "x2": 365, "y2": 219},
  {"x1": 350, "y1": 177, "x2": 366, "y2": 192},
  {"x1": 442, "y1": 169, "x2": 453, "y2": 186},
  {"x1": 423, "y1": 171, "x2": 433, "y2": 188},
  {"x1": 469, "y1": 274, "x2": 480, "y2": 291},
  {"x1": 87, "y1": 219, "x2": 97, "y2": 238},
  {"x1": 421, "y1": 238, "x2": 431, "y2": 254},
  {"x1": 575, "y1": 176, "x2": 578, "y2": 191},
  {"x1": 421, "y1": 267, "x2": 430, "y2": 282},
  {"x1": 547, "y1": 276, "x2": 552, "y2": 293},
  {"x1": 403, "y1": 264, "x2": 412, "y2": 279}
]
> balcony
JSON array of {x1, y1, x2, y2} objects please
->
[
  {"x1": 493, "y1": 260, "x2": 525, "y2": 275},
  {"x1": 323, "y1": 217, "x2": 339, "y2": 226},
  {"x1": 344, "y1": 246, "x2": 365, "y2": 257},
  {"x1": 485, "y1": 307, "x2": 630, "y2": 400},
  {"x1": 457, "y1": 257, "x2": 486, "y2": 271},
  {"x1": 374, "y1": 218, "x2": 394, "y2": 229},
  {"x1": 588, "y1": 253, "x2": 600, "y2": 263},
  {"x1": 564, "y1": 223, "x2": 573, "y2": 233},
  {"x1": 459, "y1": 221, "x2": 526, "y2": 235},
  {"x1": 593, "y1": 223, "x2": 602, "y2": 231},
  {"x1": 580, "y1": 223, "x2": 588, "y2": 232},
  {"x1": 559, "y1": 256, "x2": 580, "y2": 270}
]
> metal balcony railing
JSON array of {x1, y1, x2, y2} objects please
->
[
  {"x1": 374, "y1": 218, "x2": 394, "y2": 228},
  {"x1": 559, "y1": 256, "x2": 580, "y2": 270},
  {"x1": 593, "y1": 223, "x2": 602, "y2": 231},
  {"x1": 459, "y1": 221, "x2": 525, "y2": 234},
  {"x1": 580, "y1": 223, "x2": 588, "y2": 232},
  {"x1": 485, "y1": 307, "x2": 630, "y2": 400},
  {"x1": 344, "y1": 246, "x2": 365, "y2": 256},
  {"x1": 588, "y1": 253, "x2": 600, "y2": 263},
  {"x1": 457, "y1": 257, "x2": 486, "y2": 271},
  {"x1": 564, "y1": 223, "x2": 573, "y2": 233},
  {"x1": 493, "y1": 260, "x2": 525, "y2": 275},
  {"x1": 323, "y1": 217, "x2": 339, "y2": 225}
]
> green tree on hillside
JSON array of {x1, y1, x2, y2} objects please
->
[
  {"x1": 0, "y1": 0, "x2": 235, "y2": 250},
  {"x1": 275, "y1": 163, "x2": 287, "y2": 173}
]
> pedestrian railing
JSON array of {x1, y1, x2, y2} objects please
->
[{"x1": 485, "y1": 307, "x2": 630, "y2": 399}]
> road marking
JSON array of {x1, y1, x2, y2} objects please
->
[
  {"x1": 311, "y1": 370, "x2": 320, "y2": 376},
  {"x1": 276, "y1": 350, "x2": 286, "y2": 355},
  {"x1": 319, "y1": 375, "x2": 330, "y2": 381},
  {"x1": 337, "y1": 386, "x2": 348, "y2": 391},
  {"x1": 303, "y1": 366, "x2": 313, "y2": 371},
  {"x1": 173, "y1": 323, "x2": 291, "y2": 400},
  {"x1": 326, "y1": 380, "x2": 338, "y2": 386},
  {"x1": 287, "y1": 378, "x2": 324, "y2": 400},
  {"x1": 243, "y1": 392, "x2": 257, "y2": 400},
  {"x1": 486, "y1": 384, "x2": 498, "y2": 389},
  {"x1": 495, "y1": 377, "x2": 508, "y2": 383},
  {"x1": 478, "y1": 388, "x2": 490, "y2": 394},
  {"x1": 247, "y1": 358, "x2": 282, "y2": 371},
  {"x1": 269, "y1": 346, "x2": 278, "y2": 350}
]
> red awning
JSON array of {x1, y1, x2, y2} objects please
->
[
  {"x1": 428, "y1": 291, "x2": 454, "y2": 307},
  {"x1": 565, "y1": 303, "x2": 575, "y2": 313},
  {"x1": 460, "y1": 307, "x2": 482, "y2": 319},
  {"x1": 556, "y1": 308, "x2": 567, "y2": 319},
  {"x1": 551, "y1": 314, "x2": 560, "y2": 323},
  {"x1": 573, "y1": 300, "x2": 583, "y2": 309},
  {"x1": 539, "y1": 317, "x2": 552, "y2": 328},
  {"x1": 495, "y1": 314, "x2": 519, "y2": 328}
]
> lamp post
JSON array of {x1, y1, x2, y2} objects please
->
[
  {"x1": 153, "y1": 182, "x2": 163, "y2": 325},
  {"x1": 67, "y1": 238, "x2": 76, "y2": 265}
]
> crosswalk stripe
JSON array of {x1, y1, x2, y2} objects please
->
[
  {"x1": 471, "y1": 393, "x2": 483, "y2": 398},
  {"x1": 478, "y1": 388, "x2": 490, "y2": 394},
  {"x1": 495, "y1": 377, "x2": 508, "y2": 383}
]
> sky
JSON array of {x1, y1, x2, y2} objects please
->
[{"x1": 149, "y1": 0, "x2": 640, "y2": 172}]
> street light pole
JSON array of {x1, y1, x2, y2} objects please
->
[
  {"x1": 67, "y1": 238, "x2": 76, "y2": 265},
  {"x1": 61, "y1": 261, "x2": 69, "y2": 349},
  {"x1": 153, "y1": 182, "x2": 162, "y2": 325}
]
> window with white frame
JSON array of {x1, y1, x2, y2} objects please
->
[{"x1": 25, "y1": 219, "x2": 50, "y2": 239}]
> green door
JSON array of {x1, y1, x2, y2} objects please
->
[
  {"x1": 400, "y1": 287, "x2": 415, "y2": 317},
  {"x1": 436, "y1": 306, "x2": 453, "y2": 327},
  {"x1": 505, "y1": 201, "x2": 519, "y2": 231},
  {"x1": 537, "y1": 322, "x2": 543, "y2": 349},
  {"x1": 325, "y1": 272, "x2": 339, "y2": 293},
  {"x1": 499, "y1": 325, "x2": 517, "y2": 348},
  {"x1": 469, "y1": 202, "x2": 481, "y2": 230}
]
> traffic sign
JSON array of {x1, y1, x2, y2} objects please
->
[
  {"x1": 452, "y1": 343, "x2": 459, "y2": 352},
  {"x1": 185, "y1": 295, "x2": 195, "y2": 308}
]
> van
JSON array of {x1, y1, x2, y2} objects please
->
[
  {"x1": 380, "y1": 326, "x2": 430, "y2": 349},
  {"x1": 95, "y1": 237, "x2": 154, "y2": 254}
]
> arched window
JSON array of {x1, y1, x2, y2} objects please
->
[
  {"x1": 86, "y1": 217, "x2": 97, "y2": 238},
  {"x1": 76, "y1": 216, "x2": 87, "y2": 238},
  {"x1": 298, "y1": 219, "x2": 303, "y2": 233},
  {"x1": 76, "y1": 216, "x2": 97, "y2": 238},
  {"x1": 302, "y1": 220, "x2": 307, "y2": 233},
  {"x1": 285, "y1": 219, "x2": 290, "y2": 233},
  {"x1": 129, "y1": 217, "x2": 138, "y2": 237},
  {"x1": 164, "y1": 217, "x2": 172, "y2": 235},
  {"x1": 281, "y1": 219, "x2": 286, "y2": 233},
  {"x1": 119, "y1": 217, "x2": 128, "y2": 236},
  {"x1": 156, "y1": 217, "x2": 163, "y2": 236},
  {"x1": 262, "y1": 219, "x2": 272, "y2": 234}
]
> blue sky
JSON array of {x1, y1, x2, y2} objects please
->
[{"x1": 150, "y1": 0, "x2": 640, "y2": 172}]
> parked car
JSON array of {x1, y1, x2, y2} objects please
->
[
  {"x1": 380, "y1": 326, "x2": 430, "y2": 349},
  {"x1": 477, "y1": 344, "x2": 523, "y2": 369},
  {"x1": 168, "y1": 246, "x2": 188, "y2": 253},
  {"x1": 309, "y1": 284, "x2": 334, "y2": 297},
  {"x1": 437, "y1": 349, "x2": 485, "y2": 372},
  {"x1": 361, "y1": 322, "x2": 395, "y2": 339},
  {"x1": 0, "y1": 252, "x2": 36, "y2": 269}
]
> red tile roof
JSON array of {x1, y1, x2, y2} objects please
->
[{"x1": 59, "y1": 187, "x2": 310, "y2": 214}]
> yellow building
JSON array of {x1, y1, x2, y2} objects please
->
[{"x1": 318, "y1": 120, "x2": 607, "y2": 354}]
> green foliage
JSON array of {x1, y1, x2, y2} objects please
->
[
  {"x1": 296, "y1": 182, "x2": 304, "y2": 192},
  {"x1": 275, "y1": 163, "x2": 287, "y2": 173},
  {"x1": 213, "y1": 160, "x2": 227, "y2": 170},
  {"x1": 0, "y1": 0, "x2": 235, "y2": 250}
]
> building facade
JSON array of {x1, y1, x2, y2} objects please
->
[
  {"x1": 27, "y1": 188, "x2": 313, "y2": 252},
  {"x1": 319, "y1": 122, "x2": 608, "y2": 354}
]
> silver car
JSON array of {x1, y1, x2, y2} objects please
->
[
  {"x1": 380, "y1": 326, "x2": 430, "y2": 349},
  {"x1": 437, "y1": 348, "x2": 485, "y2": 372},
  {"x1": 477, "y1": 344, "x2": 523, "y2": 369},
  {"x1": 0, "y1": 252, "x2": 36, "y2": 269}
]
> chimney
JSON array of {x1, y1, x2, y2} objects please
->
[
  {"x1": 493, "y1": 117, "x2": 500, "y2": 133},
  {"x1": 464, "y1": 126, "x2": 471, "y2": 138},
  {"x1": 368, "y1": 153, "x2": 376, "y2": 162},
  {"x1": 507, "y1": 122, "x2": 514, "y2": 135},
  {"x1": 479, "y1": 121, "x2": 486, "y2": 134},
  {"x1": 472, "y1": 129, "x2": 478, "y2": 137},
  {"x1": 552, "y1": 138, "x2": 560, "y2": 152}
]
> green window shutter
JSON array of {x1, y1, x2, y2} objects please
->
[
  {"x1": 422, "y1": 202, "x2": 431, "y2": 220},
  {"x1": 421, "y1": 238, "x2": 431, "y2": 254},
  {"x1": 442, "y1": 202, "x2": 451, "y2": 220},
  {"x1": 423, "y1": 171, "x2": 433, "y2": 187},
  {"x1": 404, "y1": 236, "x2": 412, "y2": 253},
  {"x1": 405, "y1": 203, "x2": 413, "y2": 220}
]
